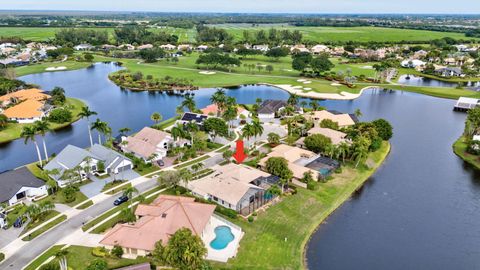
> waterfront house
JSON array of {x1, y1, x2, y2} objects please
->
[
  {"x1": 188, "y1": 163, "x2": 280, "y2": 215},
  {"x1": 0, "y1": 88, "x2": 52, "y2": 123},
  {"x1": 176, "y1": 112, "x2": 209, "y2": 127},
  {"x1": 253, "y1": 44, "x2": 269, "y2": 52},
  {"x1": 200, "y1": 103, "x2": 250, "y2": 119},
  {"x1": 196, "y1": 45, "x2": 209, "y2": 52},
  {"x1": 118, "y1": 44, "x2": 135, "y2": 51},
  {"x1": 306, "y1": 110, "x2": 357, "y2": 127},
  {"x1": 0, "y1": 167, "x2": 48, "y2": 206},
  {"x1": 435, "y1": 67, "x2": 464, "y2": 77},
  {"x1": 44, "y1": 144, "x2": 133, "y2": 187},
  {"x1": 296, "y1": 127, "x2": 350, "y2": 148},
  {"x1": 177, "y1": 44, "x2": 193, "y2": 51},
  {"x1": 290, "y1": 45, "x2": 310, "y2": 53},
  {"x1": 121, "y1": 127, "x2": 173, "y2": 162},
  {"x1": 257, "y1": 100, "x2": 302, "y2": 119},
  {"x1": 100, "y1": 195, "x2": 216, "y2": 258},
  {"x1": 401, "y1": 59, "x2": 426, "y2": 68}
]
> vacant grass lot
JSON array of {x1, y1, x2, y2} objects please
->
[{"x1": 213, "y1": 141, "x2": 390, "y2": 269}]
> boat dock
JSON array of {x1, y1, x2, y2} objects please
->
[{"x1": 454, "y1": 97, "x2": 480, "y2": 112}]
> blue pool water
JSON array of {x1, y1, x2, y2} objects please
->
[
  {"x1": 319, "y1": 168, "x2": 331, "y2": 176},
  {"x1": 210, "y1": 226, "x2": 235, "y2": 250}
]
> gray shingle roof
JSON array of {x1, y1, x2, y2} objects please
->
[
  {"x1": 90, "y1": 144, "x2": 131, "y2": 168},
  {"x1": 0, "y1": 167, "x2": 46, "y2": 203},
  {"x1": 44, "y1": 144, "x2": 99, "y2": 172}
]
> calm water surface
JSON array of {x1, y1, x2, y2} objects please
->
[
  {"x1": 398, "y1": 74, "x2": 480, "y2": 89},
  {"x1": 1, "y1": 63, "x2": 479, "y2": 269}
]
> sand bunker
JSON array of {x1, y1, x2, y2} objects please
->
[
  {"x1": 292, "y1": 86, "x2": 303, "y2": 89},
  {"x1": 304, "y1": 88, "x2": 312, "y2": 90},
  {"x1": 199, "y1": 71, "x2": 216, "y2": 75},
  {"x1": 331, "y1": 83, "x2": 342, "y2": 86},
  {"x1": 297, "y1": 79, "x2": 307, "y2": 82},
  {"x1": 303, "y1": 81, "x2": 312, "y2": 84},
  {"x1": 45, "y1": 66, "x2": 67, "y2": 71},
  {"x1": 361, "y1": 66, "x2": 373, "y2": 69}
]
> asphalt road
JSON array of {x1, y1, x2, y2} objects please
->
[{"x1": 0, "y1": 179, "x2": 158, "y2": 270}]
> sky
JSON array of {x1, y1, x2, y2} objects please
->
[{"x1": 1, "y1": 0, "x2": 479, "y2": 14}]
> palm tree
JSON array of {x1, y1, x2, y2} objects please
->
[
  {"x1": 181, "y1": 95, "x2": 196, "y2": 112},
  {"x1": 34, "y1": 120, "x2": 50, "y2": 160},
  {"x1": 324, "y1": 144, "x2": 336, "y2": 158},
  {"x1": 191, "y1": 162, "x2": 204, "y2": 174},
  {"x1": 255, "y1": 98, "x2": 262, "y2": 106},
  {"x1": 287, "y1": 93, "x2": 299, "y2": 106},
  {"x1": 210, "y1": 89, "x2": 227, "y2": 116},
  {"x1": 251, "y1": 120, "x2": 264, "y2": 142},
  {"x1": 354, "y1": 108, "x2": 363, "y2": 119},
  {"x1": 336, "y1": 142, "x2": 350, "y2": 163},
  {"x1": 352, "y1": 145, "x2": 369, "y2": 168},
  {"x1": 21, "y1": 126, "x2": 43, "y2": 166},
  {"x1": 185, "y1": 121, "x2": 198, "y2": 145},
  {"x1": 119, "y1": 127, "x2": 131, "y2": 136},
  {"x1": 123, "y1": 186, "x2": 139, "y2": 206},
  {"x1": 151, "y1": 112, "x2": 162, "y2": 124},
  {"x1": 91, "y1": 118, "x2": 110, "y2": 144},
  {"x1": 78, "y1": 106, "x2": 97, "y2": 147},
  {"x1": 179, "y1": 168, "x2": 193, "y2": 187},
  {"x1": 55, "y1": 249, "x2": 69, "y2": 270},
  {"x1": 0, "y1": 114, "x2": 8, "y2": 129},
  {"x1": 309, "y1": 100, "x2": 319, "y2": 111},
  {"x1": 171, "y1": 125, "x2": 187, "y2": 142},
  {"x1": 242, "y1": 123, "x2": 255, "y2": 148}
]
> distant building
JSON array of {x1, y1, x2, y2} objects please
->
[
  {"x1": 74, "y1": 44, "x2": 94, "y2": 51},
  {"x1": 435, "y1": 67, "x2": 464, "y2": 77},
  {"x1": 306, "y1": 110, "x2": 357, "y2": 127},
  {"x1": 253, "y1": 44, "x2": 269, "y2": 52},
  {"x1": 0, "y1": 88, "x2": 52, "y2": 123},
  {"x1": 311, "y1": 44, "x2": 330, "y2": 55},
  {"x1": 121, "y1": 127, "x2": 173, "y2": 162},
  {"x1": 159, "y1": 44, "x2": 176, "y2": 50},
  {"x1": 137, "y1": 44, "x2": 154, "y2": 50},
  {"x1": 257, "y1": 100, "x2": 302, "y2": 119}
]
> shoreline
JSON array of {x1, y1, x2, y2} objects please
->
[
  {"x1": 0, "y1": 98, "x2": 86, "y2": 145},
  {"x1": 301, "y1": 142, "x2": 391, "y2": 269},
  {"x1": 263, "y1": 83, "x2": 381, "y2": 100},
  {"x1": 453, "y1": 136, "x2": 480, "y2": 170}
]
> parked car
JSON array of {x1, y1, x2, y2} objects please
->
[
  {"x1": 113, "y1": 195, "x2": 129, "y2": 206},
  {"x1": 157, "y1": 160, "x2": 165, "y2": 167},
  {"x1": 13, "y1": 216, "x2": 24, "y2": 228}
]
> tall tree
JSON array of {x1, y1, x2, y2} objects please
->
[
  {"x1": 151, "y1": 112, "x2": 163, "y2": 124},
  {"x1": 78, "y1": 106, "x2": 98, "y2": 147},
  {"x1": 210, "y1": 89, "x2": 227, "y2": 116},
  {"x1": 181, "y1": 95, "x2": 196, "y2": 112},
  {"x1": 21, "y1": 126, "x2": 43, "y2": 166},
  {"x1": 34, "y1": 120, "x2": 50, "y2": 160}
]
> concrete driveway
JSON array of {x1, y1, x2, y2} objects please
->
[
  {"x1": 244, "y1": 123, "x2": 287, "y2": 147},
  {"x1": 80, "y1": 170, "x2": 141, "y2": 198},
  {"x1": 0, "y1": 227, "x2": 22, "y2": 249}
]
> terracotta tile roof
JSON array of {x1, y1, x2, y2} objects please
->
[
  {"x1": 0, "y1": 88, "x2": 50, "y2": 103},
  {"x1": 3, "y1": 99, "x2": 45, "y2": 119},
  {"x1": 100, "y1": 195, "x2": 215, "y2": 251},
  {"x1": 200, "y1": 104, "x2": 246, "y2": 116}
]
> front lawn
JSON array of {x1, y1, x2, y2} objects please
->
[
  {"x1": 213, "y1": 141, "x2": 390, "y2": 269},
  {"x1": 22, "y1": 214, "x2": 67, "y2": 241},
  {"x1": 21, "y1": 210, "x2": 60, "y2": 236},
  {"x1": 65, "y1": 245, "x2": 149, "y2": 269}
]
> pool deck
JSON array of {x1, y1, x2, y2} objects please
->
[{"x1": 203, "y1": 214, "x2": 244, "y2": 262}]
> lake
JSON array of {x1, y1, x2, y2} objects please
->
[
  {"x1": 1, "y1": 63, "x2": 479, "y2": 269},
  {"x1": 398, "y1": 74, "x2": 480, "y2": 89}
]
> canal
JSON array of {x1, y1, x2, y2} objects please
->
[{"x1": 1, "y1": 63, "x2": 479, "y2": 269}]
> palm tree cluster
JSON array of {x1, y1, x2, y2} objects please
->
[
  {"x1": 20, "y1": 119, "x2": 52, "y2": 167},
  {"x1": 241, "y1": 119, "x2": 264, "y2": 148},
  {"x1": 25, "y1": 200, "x2": 55, "y2": 224}
]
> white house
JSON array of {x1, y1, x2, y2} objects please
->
[
  {"x1": 196, "y1": 45, "x2": 209, "y2": 52},
  {"x1": 74, "y1": 44, "x2": 94, "y2": 51},
  {"x1": 44, "y1": 144, "x2": 133, "y2": 187},
  {"x1": 159, "y1": 44, "x2": 176, "y2": 50},
  {"x1": 121, "y1": 127, "x2": 174, "y2": 162},
  {"x1": 253, "y1": 44, "x2": 269, "y2": 52},
  {"x1": 401, "y1": 59, "x2": 426, "y2": 68},
  {"x1": 311, "y1": 44, "x2": 330, "y2": 55},
  {"x1": 0, "y1": 167, "x2": 48, "y2": 207}
]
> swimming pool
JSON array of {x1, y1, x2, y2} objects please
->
[
  {"x1": 319, "y1": 168, "x2": 331, "y2": 176},
  {"x1": 210, "y1": 225, "x2": 235, "y2": 250}
]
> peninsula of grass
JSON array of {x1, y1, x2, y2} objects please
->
[
  {"x1": 213, "y1": 141, "x2": 390, "y2": 270},
  {"x1": 453, "y1": 136, "x2": 480, "y2": 170},
  {"x1": 15, "y1": 60, "x2": 94, "y2": 77},
  {"x1": 0, "y1": 97, "x2": 86, "y2": 144},
  {"x1": 22, "y1": 215, "x2": 67, "y2": 241}
]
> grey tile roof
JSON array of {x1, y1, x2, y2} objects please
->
[
  {"x1": 0, "y1": 167, "x2": 46, "y2": 203},
  {"x1": 44, "y1": 144, "x2": 99, "y2": 173}
]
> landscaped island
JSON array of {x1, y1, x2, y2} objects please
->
[{"x1": 453, "y1": 106, "x2": 480, "y2": 170}]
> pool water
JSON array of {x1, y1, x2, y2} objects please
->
[
  {"x1": 319, "y1": 168, "x2": 331, "y2": 176},
  {"x1": 210, "y1": 226, "x2": 235, "y2": 250}
]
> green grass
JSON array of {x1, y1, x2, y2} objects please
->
[
  {"x1": 76, "y1": 200, "x2": 94, "y2": 210},
  {"x1": 453, "y1": 136, "x2": 480, "y2": 170},
  {"x1": 24, "y1": 245, "x2": 66, "y2": 270},
  {"x1": 82, "y1": 185, "x2": 164, "y2": 232},
  {"x1": 0, "y1": 97, "x2": 86, "y2": 144},
  {"x1": 0, "y1": 252, "x2": 4, "y2": 262},
  {"x1": 65, "y1": 245, "x2": 149, "y2": 269},
  {"x1": 213, "y1": 141, "x2": 390, "y2": 269},
  {"x1": 388, "y1": 84, "x2": 480, "y2": 100},
  {"x1": 104, "y1": 182, "x2": 132, "y2": 195},
  {"x1": 21, "y1": 215, "x2": 67, "y2": 241},
  {"x1": 26, "y1": 162, "x2": 50, "y2": 181},
  {"x1": 174, "y1": 155, "x2": 210, "y2": 169},
  {"x1": 15, "y1": 60, "x2": 94, "y2": 77},
  {"x1": 153, "y1": 116, "x2": 180, "y2": 130},
  {"x1": 21, "y1": 210, "x2": 60, "y2": 236},
  {"x1": 44, "y1": 188, "x2": 89, "y2": 207},
  {"x1": 211, "y1": 24, "x2": 476, "y2": 43}
]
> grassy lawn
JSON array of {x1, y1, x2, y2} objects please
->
[
  {"x1": 66, "y1": 245, "x2": 149, "y2": 269},
  {"x1": 24, "y1": 245, "x2": 66, "y2": 270},
  {"x1": 174, "y1": 155, "x2": 210, "y2": 169},
  {"x1": 21, "y1": 210, "x2": 60, "y2": 235},
  {"x1": 44, "y1": 188, "x2": 89, "y2": 207},
  {"x1": 22, "y1": 214, "x2": 67, "y2": 241},
  {"x1": 82, "y1": 185, "x2": 164, "y2": 232},
  {"x1": 153, "y1": 116, "x2": 180, "y2": 130},
  {"x1": 453, "y1": 136, "x2": 480, "y2": 170},
  {"x1": 213, "y1": 141, "x2": 390, "y2": 269},
  {"x1": 0, "y1": 97, "x2": 86, "y2": 144},
  {"x1": 104, "y1": 182, "x2": 131, "y2": 195},
  {"x1": 15, "y1": 60, "x2": 94, "y2": 77},
  {"x1": 76, "y1": 200, "x2": 94, "y2": 210}
]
